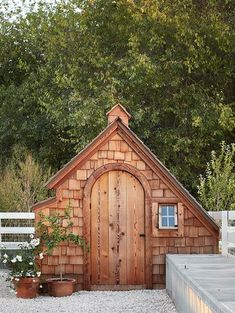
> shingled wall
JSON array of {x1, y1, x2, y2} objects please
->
[{"x1": 34, "y1": 132, "x2": 218, "y2": 290}]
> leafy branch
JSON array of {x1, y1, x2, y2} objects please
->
[
  {"x1": 198, "y1": 142, "x2": 235, "y2": 211},
  {"x1": 36, "y1": 207, "x2": 87, "y2": 255}
]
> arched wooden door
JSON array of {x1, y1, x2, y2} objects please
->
[{"x1": 90, "y1": 170, "x2": 145, "y2": 289}]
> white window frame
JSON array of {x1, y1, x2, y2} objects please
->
[{"x1": 159, "y1": 204, "x2": 178, "y2": 229}]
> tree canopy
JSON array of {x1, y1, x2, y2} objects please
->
[{"x1": 0, "y1": 0, "x2": 234, "y2": 195}]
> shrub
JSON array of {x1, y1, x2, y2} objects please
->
[
  {"x1": 0, "y1": 148, "x2": 51, "y2": 212},
  {"x1": 198, "y1": 142, "x2": 235, "y2": 211}
]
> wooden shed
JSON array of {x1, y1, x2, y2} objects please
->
[{"x1": 33, "y1": 104, "x2": 219, "y2": 290}]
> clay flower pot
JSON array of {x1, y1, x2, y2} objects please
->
[
  {"x1": 46, "y1": 278, "x2": 76, "y2": 297},
  {"x1": 14, "y1": 277, "x2": 40, "y2": 299}
]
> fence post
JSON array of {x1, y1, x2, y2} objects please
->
[{"x1": 222, "y1": 211, "x2": 228, "y2": 256}]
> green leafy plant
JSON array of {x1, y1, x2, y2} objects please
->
[
  {"x1": 0, "y1": 234, "x2": 43, "y2": 288},
  {"x1": 36, "y1": 208, "x2": 86, "y2": 280},
  {"x1": 198, "y1": 142, "x2": 235, "y2": 211}
]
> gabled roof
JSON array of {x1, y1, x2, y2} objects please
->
[
  {"x1": 45, "y1": 117, "x2": 219, "y2": 238},
  {"x1": 46, "y1": 119, "x2": 118, "y2": 189},
  {"x1": 117, "y1": 121, "x2": 220, "y2": 237}
]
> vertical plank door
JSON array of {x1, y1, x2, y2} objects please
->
[{"x1": 90, "y1": 170, "x2": 145, "y2": 287}]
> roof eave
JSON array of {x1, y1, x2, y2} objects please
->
[
  {"x1": 117, "y1": 121, "x2": 220, "y2": 235},
  {"x1": 44, "y1": 117, "x2": 219, "y2": 236},
  {"x1": 46, "y1": 119, "x2": 119, "y2": 189},
  {"x1": 31, "y1": 197, "x2": 57, "y2": 210}
]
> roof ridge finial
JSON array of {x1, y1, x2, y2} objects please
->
[{"x1": 106, "y1": 103, "x2": 131, "y2": 126}]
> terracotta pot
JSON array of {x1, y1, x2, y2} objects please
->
[
  {"x1": 14, "y1": 277, "x2": 40, "y2": 299},
  {"x1": 46, "y1": 278, "x2": 76, "y2": 297}
]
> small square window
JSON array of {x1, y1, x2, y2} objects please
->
[{"x1": 159, "y1": 204, "x2": 178, "y2": 229}]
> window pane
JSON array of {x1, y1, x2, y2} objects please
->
[
  {"x1": 168, "y1": 206, "x2": 175, "y2": 216},
  {"x1": 169, "y1": 217, "x2": 175, "y2": 227},
  {"x1": 161, "y1": 206, "x2": 168, "y2": 216},
  {"x1": 162, "y1": 217, "x2": 168, "y2": 227}
]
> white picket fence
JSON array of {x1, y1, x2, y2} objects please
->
[
  {"x1": 209, "y1": 210, "x2": 235, "y2": 256},
  {"x1": 0, "y1": 211, "x2": 234, "y2": 256},
  {"x1": 0, "y1": 212, "x2": 35, "y2": 250}
]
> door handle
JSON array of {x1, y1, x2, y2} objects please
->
[{"x1": 139, "y1": 234, "x2": 145, "y2": 237}]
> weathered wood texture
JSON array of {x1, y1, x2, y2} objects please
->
[
  {"x1": 34, "y1": 131, "x2": 218, "y2": 290},
  {"x1": 90, "y1": 170, "x2": 145, "y2": 286}
]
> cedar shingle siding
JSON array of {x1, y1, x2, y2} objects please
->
[{"x1": 33, "y1": 104, "x2": 219, "y2": 290}]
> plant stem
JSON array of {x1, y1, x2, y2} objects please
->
[{"x1": 60, "y1": 262, "x2": 62, "y2": 281}]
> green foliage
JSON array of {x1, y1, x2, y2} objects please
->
[
  {"x1": 0, "y1": 234, "x2": 43, "y2": 281},
  {"x1": 0, "y1": 147, "x2": 51, "y2": 211},
  {"x1": 0, "y1": 0, "x2": 234, "y2": 193},
  {"x1": 198, "y1": 142, "x2": 235, "y2": 211},
  {"x1": 36, "y1": 208, "x2": 86, "y2": 255}
]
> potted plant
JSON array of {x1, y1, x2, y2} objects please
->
[
  {"x1": 0, "y1": 235, "x2": 43, "y2": 299},
  {"x1": 36, "y1": 208, "x2": 86, "y2": 297}
]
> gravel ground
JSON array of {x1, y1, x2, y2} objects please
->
[{"x1": 0, "y1": 271, "x2": 178, "y2": 313}]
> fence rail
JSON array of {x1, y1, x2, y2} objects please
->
[
  {"x1": 0, "y1": 212, "x2": 35, "y2": 250},
  {"x1": 1, "y1": 211, "x2": 234, "y2": 255},
  {"x1": 209, "y1": 210, "x2": 235, "y2": 256}
]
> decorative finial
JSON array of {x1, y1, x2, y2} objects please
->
[{"x1": 106, "y1": 104, "x2": 131, "y2": 126}]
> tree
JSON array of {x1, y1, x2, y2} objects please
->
[
  {"x1": 0, "y1": 0, "x2": 234, "y2": 194},
  {"x1": 0, "y1": 148, "x2": 51, "y2": 212},
  {"x1": 198, "y1": 142, "x2": 235, "y2": 211}
]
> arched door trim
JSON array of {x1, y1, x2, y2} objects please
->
[{"x1": 83, "y1": 163, "x2": 152, "y2": 289}]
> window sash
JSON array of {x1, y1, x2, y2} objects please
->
[{"x1": 159, "y1": 204, "x2": 178, "y2": 229}]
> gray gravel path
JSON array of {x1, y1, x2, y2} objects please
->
[{"x1": 0, "y1": 271, "x2": 178, "y2": 313}]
